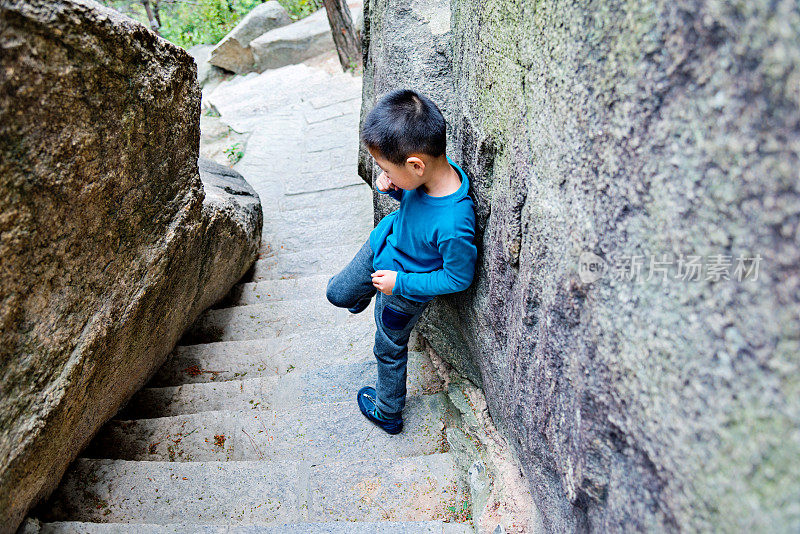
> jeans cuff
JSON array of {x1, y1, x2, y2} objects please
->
[{"x1": 376, "y1": 398, "x2": 401, "y2": 417}]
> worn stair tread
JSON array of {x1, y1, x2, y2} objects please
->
[
  {"x1": 260, "y1": 225, "x2": 367, "y2": 254},
  {"x1": 261, "y1": 203, "x2": 371, "y2": 231},
  {"x1": 147, "y1": 323, "x2": 376, "y2": 387},
  {"x1": 277, "y1": 182, "x2": 371, "y2": 212},
  {"x1": 38, "y1": 520, "x2": 474, "y2": 533},
  {"x1": 213, "y1": 274, "x2": 334, "y2": 308},
  {"x1": 227, "y1": 167, "x2": 361, "y2": 218},
  {"x1": 251, "y1": 243, "x2": 366, "y2": 281},
  {"x1": 37, "y1": 454, "x2": 468, "y2": 524},
  {"x1": 282, "y1": 166, "x2": 364, "y2": 196},
  {"x1": 85, "y1": 393, "x2": 454, "y2": 462},
  {"x1": 208, "y1": 65, "x2": 335, "y2": 133},
  {"x1": 121, "y1": 352, "x2": 441, "y2": 418},
  {"x1": 263, "y1": 193, "x2": 372, "y2": 225},
  {"x1": 183, "y1": 298, "x2": 373, "y2": 343}
]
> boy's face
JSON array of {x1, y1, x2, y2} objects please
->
[{"x1": 367, "y1": 146, "x2": 425, "y2": 190}]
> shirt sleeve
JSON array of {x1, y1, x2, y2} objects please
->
[
  {"x1": 377, "y1": 187, "x2": 403, "y2": 202},
  {"x1": 393, "y1": 234, "x2": 478, "y2": 298}
]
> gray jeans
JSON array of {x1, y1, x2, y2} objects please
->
[{"x1": 325, "y1": 238, "x2": 429, "y2": 416}]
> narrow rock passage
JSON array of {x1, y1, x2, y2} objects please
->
[{"x1": 31, "y1": 62, "x2": 474, "y2": 533}]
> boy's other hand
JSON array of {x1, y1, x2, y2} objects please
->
[
  {"x1": 371, "y1": 270, "x2": 397, "y2": 295},
  {"x1": 376, "y1": 171, "x2": 399, "y2": 192}
]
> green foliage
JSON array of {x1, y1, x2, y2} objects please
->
[
  {"x1": 224, "y1": 141, "x2": 244, "y2": 166},
  {"x1": 159, "y1": 0, "x2": 263, "y2": 49},
  {"x1": 345, "y1": 58, "x2": 360, "y2": 74},
  {"x1": 281, "y1": 0, "x2": 323, "y2": 21},
  {"x1": 97, "y1": 0, "x2": 323, "y2": 49}
]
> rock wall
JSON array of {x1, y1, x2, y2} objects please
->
[
  {"x1": 359, "y1": 0, "x2": 800, "y2": 532},
  {"x1": 0, "y1": 1, "x2": 262, "y2": 531}
]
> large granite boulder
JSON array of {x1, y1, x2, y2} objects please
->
[
  {"x1": 188, "y1": 43, "x2": 225, "y2": 88},
  {"x1": 209, "y1": 0, "x2": 291, "y2": 73},
  {"x1": 0, "y1": 1, "x2": 262, "y2": 532},
  {"x1": 251, "y1": 5, "x2": 359, "y2": 72},
  {"x1": 360, "y1": 0, "x2": 800, "y2": 532}
]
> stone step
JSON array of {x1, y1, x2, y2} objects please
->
[
  {"x1": 236, "y1": 159, "x2": 369, "y2": 215},
  {"x1": 261, "y1": 225, "x2": 366, "y2": 256},
  {"x1": 121, "y1": 352, "x2": 442, "y2": 418},
  {"x1": 282, "y1": 163, "x2": 364, "y2": 196},
  {"x1": 260, "y1": 201, "x2": 372, "y2": 252},
  {"x1": 86, "y1": 393, "x2": 455, "y2": 462},
  {"x1": 251, "y1": 243, "x2": 364, "y2": 281},
  {"x1": 233, "y1": 165, "x2": 369, "y2": 217},
  {"x1": 302, "y1": 94, "x2": 361, "y2": 125},
  {"x1": 182, "y1": 298, "x2": 371, "y2": 344},
  {"x1": 146, "y1": 323, "x2": 376, "y2": 387},
  {"x1": 302, "y1": 74, "x2": 362, "y2": 111},
  {"x1": 213, "y1": 274, "x2": 333, "y2": 308},
  {"x1": 277, "y1": 182, "x2": 371, "y2": 212},
  {"x1": 207, "y1": 64, "x2": 333, "y2": 133},
  {"x1": 39, "y1": 520, "x2": 475, "y2": 533},
  {"x1": 263, "y1": 201, "x2": 372, "y2": 230},
  {"x1": 37, "y1": 454, "x2": 469, "y2": 524}
]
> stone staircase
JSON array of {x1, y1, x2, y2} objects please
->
[{"x1": 27, "y1": 59, "x2": 474, "y2": 533}]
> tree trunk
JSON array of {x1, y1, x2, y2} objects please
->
[
  {"x1": 140, "y1": 0, "x2": 160, "y2": 35},
  {"x1": 152, "y1": 0, "x2": 162, "y2": 27},
  {"x1": 321, "y1": 0, "x2": 362, "y2": 72}
]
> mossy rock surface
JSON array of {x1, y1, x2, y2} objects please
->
[{"x1": 360, "y1": 0, "x2": 800, "y2": 531}]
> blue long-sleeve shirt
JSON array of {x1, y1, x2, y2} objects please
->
[{"x1": 370, "y1": 155, "x2": 478, "y2": 302}]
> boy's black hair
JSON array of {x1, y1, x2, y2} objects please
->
[{"x1": 360, "y1": 88, "x2": 446, "y2": 166}]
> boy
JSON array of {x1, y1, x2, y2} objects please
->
[{"x1": 325, "y1": 88, "x2": 477, "y2": 435}]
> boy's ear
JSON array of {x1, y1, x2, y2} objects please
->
[{"x1": 406, "y1": 156, "x2": 425, "y2": 176}]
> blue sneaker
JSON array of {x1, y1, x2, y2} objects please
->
[{"x1": 357, "y1": 386, "x2": 403, "y2": 435}]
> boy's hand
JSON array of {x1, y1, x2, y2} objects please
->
[
  {"x1": 371, "y1": 270, "x2": 397, "y2": 295},
  {"x1": 375, "y1": 171, "x2": 399, "y2": 192}
]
